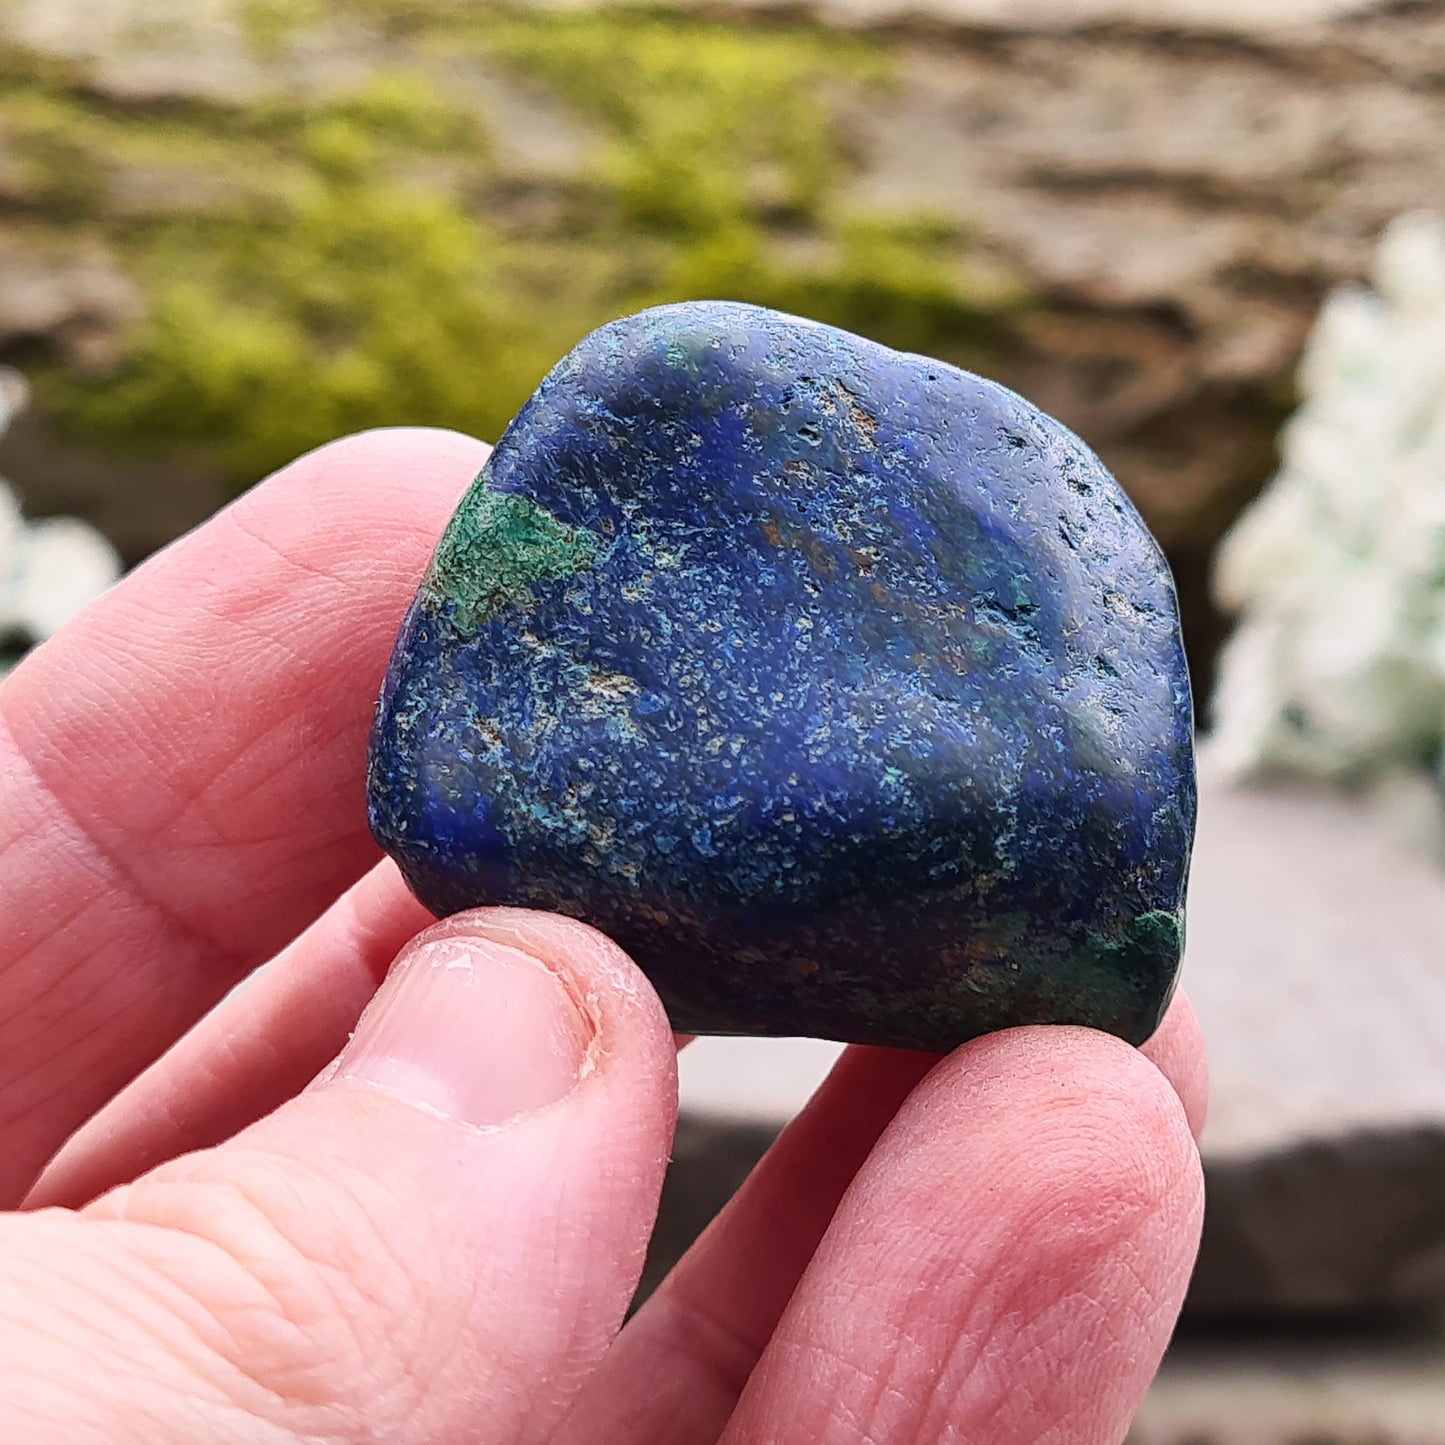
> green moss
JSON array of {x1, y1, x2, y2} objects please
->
[
  {"x1": 56, "y1": 176, "x2": 562, "y2": 477},
  {"x1": 475, "y1": 10, "x2": 883, "y2": 231},
  {"x1": 319, "y1": 70, "x2": 481, "y2": 151},
  {"x1": 2, "y1": 88, "x2": 113, "y2": 217},
  {"x1": 661, "y1": 216, "x2": 1013, "y2": 366},
  {"x1": 4, "y1": 4, "x2": 1025, "y2": 490},
  {"x1": 430, "y1": 483, "x2": 597, "y2": 632},
  {"x1": 239, "y1": 0, "x2": 326, "y2": 58}
]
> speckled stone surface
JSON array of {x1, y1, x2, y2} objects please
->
[{"x1": 368, "y1": 302, "x2": 1195, "y2": 1050}]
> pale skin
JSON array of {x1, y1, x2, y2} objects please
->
[{"x1": 0, "y1": 427, "x2": 1207, "y2": 1443}]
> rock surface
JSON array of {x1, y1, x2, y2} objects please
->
[
  {"x1": 1129, "y1": 1325, "x2": 1445, "y2": 1445},
  {"x1": 369, "y1": 302, "x2": 1195, "y2": 1050},
  {"x1": 688, "y1": 0, "x2": 1379, "y2": 26},
  {"x1": 1185, "y1": 756, "x2": 1445, "y2": 1316}
]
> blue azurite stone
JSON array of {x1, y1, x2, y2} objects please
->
[{"x1": 368, "y1": 302, "x2": 1195, "y2": 1051}]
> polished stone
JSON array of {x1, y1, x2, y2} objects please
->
[{"x1": 368, "y1": 302, "x2": 1195, "y2": 1050}]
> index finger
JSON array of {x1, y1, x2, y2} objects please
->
[{"x1": 0, "y1": 427, "x2": 488, "y2": 1205}]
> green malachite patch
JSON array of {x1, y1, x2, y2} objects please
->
[
  {"x1": 1128, "y1": 908, "x2": 1185, "y2": 956},
  {"x1": 428, "y1": 481, "x2": 596, "y2": 632},
  {"x1": 1096, "y1": 908, "x2": 1185, "y2": 968}
]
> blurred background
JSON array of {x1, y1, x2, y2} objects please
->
[{"x1": 4, "y1": 0, "x2": 1445, "y2": 1438}]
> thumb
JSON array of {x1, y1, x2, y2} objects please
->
[{"x1": 2, "y1": 909, "x2": 679, "y2": 1445}]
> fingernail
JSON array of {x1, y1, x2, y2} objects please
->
[{"x1": 328, "y1": 935, "x2": 594, "y2": 1126}]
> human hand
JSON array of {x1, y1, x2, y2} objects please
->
[{"x1": 0, "y1": 428, "x2": 1206, "y2": 1443}]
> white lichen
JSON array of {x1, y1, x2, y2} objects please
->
[
  {"x1": 0, "y1": 368, "x2": 121, "y2": 674},
  {"x1": 1210, "y1": 212, "x2": 1445, "y2": 812}
]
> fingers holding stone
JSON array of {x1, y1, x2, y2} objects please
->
[
  {"x1": 29, "y1": 877, "x2": 697, "y2": 1213},
  {"x1": 0, "y1": 427, "x2": 488, "y2": 1205},
  {"x1": 1139, "y1": 988, "x2": 1209, "y2": 1142},
  {"x1": 552, "y1": 1043, "x2": 940, "y2": 1445},
  {"x1": 555, "y1": 1008, "x2": 1203, "y2": 1445},
  {"x1": 5, "y1": 909, "x2": 679, "y2": 1445},
  {"x1": 25, "y1": 861, "x2": 433, "y2": 1211},
  {"x1": 719, "y1": 1026, "x2": 1204, "y2": 1445}
]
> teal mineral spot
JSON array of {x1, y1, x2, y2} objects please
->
[
  {"x1": 428, "y1": 481, "x2": 596, "y2": 632},
  {"x1": 1094, "y1": 908, "x2": 1184, "y2": 964},
  {"x1": 1129, "y1": 908, "x2": 1184, "y2": 954}
]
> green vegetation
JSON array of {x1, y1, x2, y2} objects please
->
[
  {"x1": 1, "y1": 5, "x2": 1022, "y2": 486},
  {"x1": 479, "y1": 10, "x2": 874, "y2": 231},
  {"x1": 239, "y1": 0, "x2": 327, "y2": 56}
]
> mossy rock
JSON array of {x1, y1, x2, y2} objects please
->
[{"x1": 0, "y1": 3, "x2": 1025, "y2": 487}]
